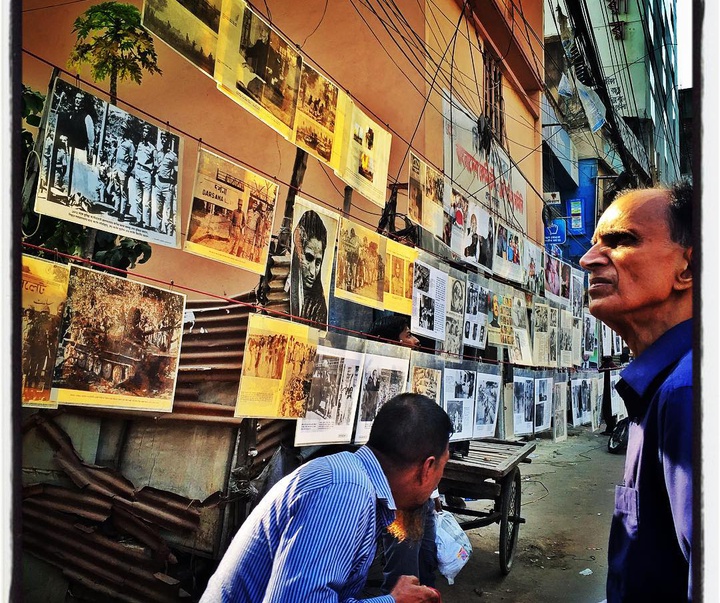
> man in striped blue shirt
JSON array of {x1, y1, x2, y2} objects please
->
[{"x1": 201, "y1": 394, "x2": 452, "y2": 602}]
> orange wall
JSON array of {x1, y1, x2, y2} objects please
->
[{"x1": 21, "y1": 0, "x2": 543, "y2": 298}]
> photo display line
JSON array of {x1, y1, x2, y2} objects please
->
[{"x1": 20, "y1": 241, "x2": 578, "y2": 372}]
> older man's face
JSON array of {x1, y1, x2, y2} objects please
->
[
  {"x1": 299, "y1": 238, "x2": 324, "y2": 290},
  {"x1": 580, "y1": 190, "x2": 691, "y2": 331}
]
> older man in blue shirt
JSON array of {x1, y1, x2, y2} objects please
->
[
  {"x1": 581, "y1": 180, "x2": 693, "y2": 602},
  {"x1": 200, "y1": 394, "x2": 451, "y2": 602}
]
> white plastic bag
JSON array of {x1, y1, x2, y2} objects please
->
[{"x1": 434, "y1": 510, "x2": 472, "y2": 584}]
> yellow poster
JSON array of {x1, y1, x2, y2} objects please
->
[
  {"x1": 383, "y1": 239, "x2": 417, "y2": 315},
  {"x1": 215, "y1": 0, "x2": 300, "y2": 140},
  {"x1": 334, "y1": 100, "x2": 392, "y2": 207},
  {"x1": 235, "y1": 314, "x2": 319, "y2": 418},
  {"x1": 334, "y1": 218, "x2": 387, "y2": 310},
  {"x1": 291, "y1": 63, "x2": 347, "y2": 171},
  {"x1": 21, "y1": 255, "x2": 70, "y2": 408},
  {"x1": 184, "y1": 149, "x2": 279, "y2": 274}
]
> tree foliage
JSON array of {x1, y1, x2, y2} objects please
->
[{"x1": 67, "y1": 2, "x2": 161, "y2": 102}]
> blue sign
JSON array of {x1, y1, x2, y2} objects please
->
[{"x1": 544, "y1": 218, "x2": 566, "y2": 245}]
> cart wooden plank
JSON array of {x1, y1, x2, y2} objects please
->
[{"x1": 442, "y1": 439, "x2": 536, "y2": 481}]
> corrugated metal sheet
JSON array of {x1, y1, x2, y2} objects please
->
[{"x1": 23, "y1": 255, "x2": 299, "y2": 600}]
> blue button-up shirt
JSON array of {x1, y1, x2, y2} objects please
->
[
  {"x1": 201, "y1": 446, "x2": 396, "y2": 603},
  {"x1": 608, "y1": 319, "x2": 693, "y2": 602}
]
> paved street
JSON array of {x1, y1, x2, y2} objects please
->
[{"x1": 432, "y1": 427, "x2": 625, "y2": 602}]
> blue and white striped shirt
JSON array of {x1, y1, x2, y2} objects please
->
[{"x1": 201, "y1": 446, "x2": 396, "y2": 603}]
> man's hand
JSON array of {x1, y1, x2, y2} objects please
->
[{"x1": 390, "y1": 576, "x2": 441, "y2": 602}]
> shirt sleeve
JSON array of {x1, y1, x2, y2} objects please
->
[
  {"x1": 658, "y1": 381, "x2": 693, "y2": 595},
  {"x1": 263, "y1": 483, "x2": 394, "y2": 603}
]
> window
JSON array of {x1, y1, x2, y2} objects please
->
[{"x1": 484, "y1": 51, "x2": 505, "y2": 145}]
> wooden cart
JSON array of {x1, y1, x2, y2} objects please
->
[{"x1": 439, "y1": 439, "x2": 536, "y2": 575}]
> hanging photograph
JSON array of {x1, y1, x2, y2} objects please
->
[
  {"x1": 532, "y1": 302, "x2": 549, "y2": 366},
  {"x1": 215, "y1": 0, "x2": 301, "y2": 139},
  {"x1": 335, "y1": 100, "x2": 392, "y2": 207},
  {"x1": 571, "y1": 268, "x2": 585, "y2": 319},
  {"x1": 35, "y1": 78, "x2": 182, "y2": 248},
  {"x1": 544, "y1": 254, "x2": 566, "y2": 306},
  {"x1": 292, "y1": 63, "x2": 344, "y2": 169},
  {"x1": 407, "y1": 151, "x2": 424, "y2": 225},
  {"x1": 410, "y1": 258, "x2": 447, "y2": 341},
  {"x1": 591, "y1": 376, "x2": 603, "y2": 431},
  {"x1": 610, "y1": 371, "x2": 626, "y2": 419},
  {"x1": 353, "y1": 345, "x2": 410, "y2": 444},
  {"x1": 334, "y1": 218, "x2": 387, "y2": 310},
  {"x1": 235, "y1": 314, "x2": 319, "y2": 418},
  {"x1": 409, "y1": 366, "x2": 442, "y2": 404},
  {"x1": 294, "y1": 343, "x2": 364, "y2": 446},
  {"x1": 422, "y1": 161, "x2": 445, "y2": 235},
  {"x1": 21, "y1": 255, "x2": 70, "y2": 408},
  {"x1": 142, "y1": 0, "x2": 220, "y2": 77},
  {"x1": 50, "y1": 265, "x2": 185, "y2": 412},
  {"x1": 463, "y1": 201, "x2": 495, "y2": 273},
  {"x1": 523, "y1": 240, "x2": 545, "y2": 296},
  {"x1": 383, "y1": 238, "x2": 418, "y2": 316},
  {"x1": 552, "y1": 380, "x2": 568, "y2": 442},
  {"x1": 289, "y1": 196, "x2": 339, "y2": 326},
  {"x1": 463, "y1": 279, "x2": 489, "y2": 350},
  {"x1": 560, "y1": 308, "x2": 574, "y2": 368},
  {"x1": 548, "y1": 306, "x2": 559, "y2": 367},
  {"x1": 493, "y1": 221, "x2": 524, "y2": 284},
  {"x1": 512, "y1": 374, "x2": 535, "y2": 436},
  {"x1": 443, "y1": 367, "x2": 475, "y2": 441},
  {"x1": 486, "y1": 290, "x2": 504, "y2": 347},
  {"x1": 534, "y1": 376, "x2": 553, "y2": 433},
  {"x1": 473, "y1": 371, "x2": 501, "y2": 438},
  {"x1": 570, "y1": 377, "x2": 592, "y2": 426},
  {"x1": 185, "y1": 149, "x2": 279, "y2": 274},
  {"x1": 448, "y1": 188, "x2": 468, "y2": 257},
  {"x1": 582, "y1": 310, "x2": 597, "y2": 356},
  {"x1": 442, "y1": 274, "x2": 465, "y2": 357}
]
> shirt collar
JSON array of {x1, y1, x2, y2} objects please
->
[
  {"x1": 616, "y1": 319, "x2": 693, "y2": 419},
  {"x1": 355, "y1": 445, "x2": 396, "y2": 510}
]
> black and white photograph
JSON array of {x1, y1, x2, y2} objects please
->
[
  {"x1": 473, "y1": 372, "x2": 501, "y2": 438},
  {"x1": 512, "y1": 375, "x2": 535, "y2": 436},
  {"x1": 35, "y1": 78, "x2": 182, "y2": 248},
  {"x1": 294, "y1": 345, "x2": 364, "y2": 446},
  {"x1": 560, "y1": 309, "x2": 574, "y2": 368},
  {"x1": 142, "y1": 0, "x2": 220, "y2": 77},
  {"x1": 185, "y1": 149, "x2": 279, "y2": 273},
  {"x1": 532, "y1": 302, "x2": 550, "y2": 366},
  {"x1": 534, "y1": 377, "x2": 553, "y2": 432},
  {"x1": 51, "y1": 265, "x2": 185, "y2": 413},
  {"x1": 442, "y1": 275, "x2": 465, "y2": 357},
  {"x1": 445, "y1": 397, "x2": 474, "y2": 441},
  {"x1": 583, "y1": 312, "x2": 597, "y2": 356},
  {"x1": 353, "y1": 349, "x2": 409, "y2": 444},
  {"x1": 570, "y1": 377, "x2": 592, "y2": 426},
  {"x1": 289, "y1": 197, "x2": 339, "y2": 326},
  {"x1": 571, "y1": 268, "x2": 585, "y2": 319},
  {"x1": 463, "y1": 281, "x2": 489, "y2": 349},
  {"x1": 552, "y1": 380, "x2": 568, "y2": 442},
  {"x1": 411, "y1": 259, "x2": 447, "y2": 341}
]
